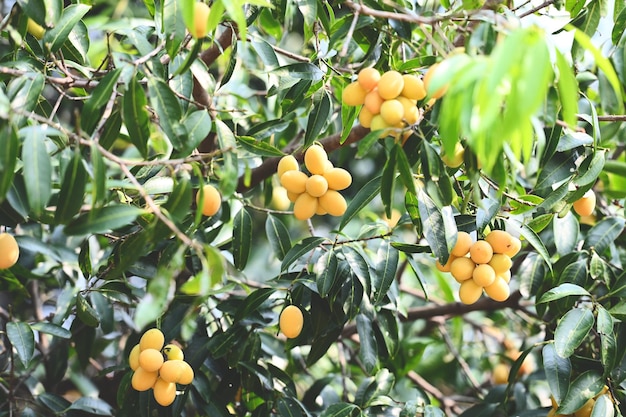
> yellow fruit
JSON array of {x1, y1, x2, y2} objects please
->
[
  {"x1": 499, "y1": 270, "x2": 511, "y2": 283},
  {"x1": 271, "y1": 186, "x2": 292, "y2": 211},
  {"x1": 196, "y1": 184, "x2": 221, "y2": 217},
  {"x1": 492, "y1": 363, "x2": 510, "y2": 385},
  {"x1": 342, "y1": 81, "x2": 367, "y2": 106},
  {"x1": 280, "y1": 170, "x2": 308, "y2": 194},
  {"x1": 404, "y1": 104, "x2": 421, "y2": 125},
  {"x1": 485, "y1": 230, "x2": 514, "y2": 254},
  {"x1": 0, "y1": 233, "x2": 19, "y2": 269},
  {"x1": 178, "y1": 361, "x2": 194, "y2": 385},
  {"x1": 318, "y1": 190, "x2": 347, "y2": 216},
  {"x1": 279, "y1": 305, "x2": 304, "y2": 339},
  {"x1": 423, "y1": 63, "x2": 447, "y2": 99},
  {"x1": 139, "y1": 348, "x2": 164, "y2": 372},
  {"x1": 277, "y1": 155, "x2": 299, "y2": 178},
  {"x1": 459, "y1": 279, "x2": 483, "y2": 304},
  {"x1": 287, "y1": 191, "x2": 300, "y2": 203},
  {"x1": 293, "y1": 193, "x2": 318, "y2": 220},
  {"x1": 129, "y1": 344, "x2": 141, "y2": 371},
  {"x1": 324, "y1": 168, "x2": 352, "y2": 191},
  {"x1": 159, "y1": 360, "x2": 186, "y2": 383},
  {"x1": 358, "y1": 106, "x2": 374, "y2": 128},
  {"x1": 450, "y1": 257, "x2": 476, "y2": 282},
  {"x1": 131, "y1": 367, "x2": 159, "y2": 391},
  {"x1": 304, "y1": 145, "x2": 329, "y2": 175},
  {"x1": 26, "y1": 18, "x2": 45, "y2": 40},
  {"x1": 441, "y1": 142, "x2": 465, "y2": 168},
  {"x1": 574, "y1": 398, "x2": 595, "y2": 417},
  {"x1": 305, "y1": 175, "x2": 329, "y2": 197},
  {"x1": 358, "y1": 67, "x2": 381, "y2": 92},
  {"x1": 370, "y1": 114, "x2": 392, "y2": 138},
  {"x1": 380, "y1": 99, "x2": 405, "y2": 125},
  {"x1": 316, "y1": 204, "x2": 328, "y2": 215},
  {"x1": 451, "y1": 231, "x2": 472, "y2": 257},
  {"x1": 401, "y1": 74, "x2": 427, "y2": 100},
  {"x1": 503, "y1": 237, "x2": 522, "y2": 258},
  {"x1": 489, "y1": 254, "x2": 512, "y2": 274},
  {"x1": 472, "y1": 264, "x2": 496, "y2": 287},
  {"x1": 484, "y1": 277, "x2": 510, "y2": 301},
  {"x1": 573, "y1": 189, "x2": 596, "y2": 217},
  {"x1": 193, "y1": 2, "x2": 211, "y2": 39},
  {"x1": 364, "y1": 89, "x2": 384, "y2": 114},
  {"x1": 436, "y1": 255, "x2": 456, "y2": 273},
  {"x1": 470, "y1": 240, "x2": 493, "y2": 264},
  {"x1": 162, "y1": 344, "x2": 184, "y2": 361},
  {"x1": 140, "y1": 328, "x2": 165, "y2": 351},
  {"x1": 153, "y1": 378, "x2": 177, "y2": 406},
  {"x1": 378, "y1": 71, "x2": 404, "y2": 100}
]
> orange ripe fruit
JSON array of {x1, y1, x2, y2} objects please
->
[
  {"x1": 470, "y1": 240, "x2": 493, "y2": 264},
  {"x1": 503, "y1": 237, "x2": 522, "y2": 257},
  {"x1": 280, "y1": 170, "x2": 308, "y2": 194},
  {"x1": 358, "y1": 67, "x2": 381, "y2": 91},
  {"x1": 380, "y1": 99, "x2": 405, "y2": 125},
  {"x1": 358, "y1": 106, "x2": 374, "y2": 128},
  {"x1": 499, "y1": 270, "x2": 511, "y2": 283},
  {"x1": 572, "y1": 189, "x2": 596, "y2": 217},
  {"x1": 472, "y1": 264, "x2": 496, "y2": 287},
  {"x1": 196, "y1": 184, "x2": 221, "y2": 217},
  {"x1": 159, "y1": 360, "x2": 185, "y2": 383},
  {"x1": 304, "y1": 144, "x2": 329, "y2": 175},
  {"x1": 178, "y1": 361, "x2": 194, "y2": 385},
  {"x1": 138, "y1": 348, "x2": 164, "y2": 372},
  {"x1": 342, "y1": 81, "x2": 367, "y2": 106},
  {"x1": 450, "y1": 257, "x2": 475, "y2": 282},
  {"x1": 279, "y1": 305, "x2": 304, "y2": 339},
  {"x1": 193, "y1": 2, "x2": 211, "y2": 39},
  {"x1": 364, "y1": 89, "x2": 384, "y2": 114},
  {"x1": 459, "y1": 279, "x2": 483, "y2": 304},
  {"x1": 489, "y1": 254, "x2": 512, "y2": 274},
  {"x1": 129, "y1": 344, "x2": 141, "y2": 371},
  {"x1": 484, "y1": 277, "x2": 510, "y2": 301},
  {"x1": 370, "y1": 115, "x2": 392, "y2": 137},
  {"x1": 378, "y1": 71, "x2": 404, "y2": 100},
  {"x1": 153, "y1": 378, "x2": 177, "y2": 406},
  {"x1": 485, "y1": 230, "x2": 514, "y2": 254},
  {"x1": 436, "y1": 255, "x2": 456, "y2": 273},
  {"x1": 318, "y1": 190, "x2": 347, "y2": 216},
  {"x1": 404, "y1": 104, "x2": 421, "y2": 125},
  {"x1": 323, "y1": 167, "x2": 352, "y2": 191},
  {"x1": 293, "y1": 193, "x2": 318, "y2": 220},
  {"x1": 139, "y1": 328, "x2": 165, "y2": 351},
  {"x1": 305, "y1": 175, "x2": 329, "y2": 197},
  {"x1": 277, "y1": 155, "x2": 299, "y2": 178},
  {"x1": 0, "y1": 233, "x2": 19, "y2": 269},
  {"x1": 451, "y1": 231, "x2": 472, "y2": 257},
  {"x1": 441, "y1": 142, "x2": 465, "y2": 168},
  {"x1": 574, "y1": 398, "x2": 595, "y2": 417},
  {"x1": 423, "y1": 63, "x2": 447, "y2": 99},
  {"x1": 401, "y1": 74, "x2": 427, "y2": 100},
  {"x1": 131, "y1": 367, "x2": 159, "y2": 391},
  {"x1": 492, "y1": 363, "x2": 510, "y2": 385}
]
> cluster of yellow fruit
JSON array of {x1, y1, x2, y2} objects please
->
[
  {"x1": 341, "y1": 68, "x2": 426, "y2": 138},
  {"x1": 129, "y1": 328, "x2": 194, "y2": 407},
  {"x1": 548, "y1": 386, "x2": 611, "y2": 417},
  {"x1": 279, "y1": 305, "x2": 304, "y2": 339},
  {"x1": 436, "y1": 230, "x2": 521, "y2": 305},
  {"x1": 0, "y1": 233, "x2": 19, "y2": 269},
  {"x1": 196, "y1": 183, "x2": 221, "y2": 217},
  {"x1": 277, "y1": 144, "x2": 352, "y2": 220}
]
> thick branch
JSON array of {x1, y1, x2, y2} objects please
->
[{"x1": 236, "y1": 125, "x2": 370, "y2": 193}]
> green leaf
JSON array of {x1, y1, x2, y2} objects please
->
[
  {"x1": 518, "y1": 252, "x2": 548, "y2": 299},
  {"x1": 235, "y1": 288, "x2": 275, "y2": 321},
  {"x1": 417, "y1": 189, "x2": 452, "y2": 264},
  {"x1": 6, "y1": 321, "x2": 35, "y2": 368},
  {"x1": 559, "y1": 259, "x2": 588, "y2": 286},
  {"x1": 21, "y1": 128, "x2": 52, "y2": 218},
  {"x1": 55, "y1": 149, "x2": 87, "y2": 224},
  {"x1": 554, "y1": 307, "x2": 594, "y2": 358},
  {"x1": 340, "y1": 175, "x2": 381, "y2": 231},
  {"x1": 342, "y1": 246, "x2": 372, "y2": 296},
  {"x1": 90, "y1": 143, "x2": 107, "y2": 207},
  {"x1": 555, "y1": 48, "x2": 579, "y2": 128},
  {"x1": 319, "y1": 402, "x2": 361, "y2": 417},
  {"x1": 574, "y1": 150, "x2": 606, "y2": 188},
  {"x1": 265, "y1": 215, "x2": 291, "y2": 261},
  {"x1": 76, "y1": 293, "x2": 100, "y2": 327},
  {"x1": 553, "y1": 212, "x2": 579, "y2": 256},
  {"x1": 43, "y1": 4, "x2": 91, "y2": 53},
  {"x1": 356, "y1": 313, "x2": 378, "y2": 374},
  {"x1": 613, "y1": 6, "x2": 626, "y2": 44},
  {"x1": 394, "y1": 144, "x2": 416, "y2": 195},
  {"x1": 556, "y1": 132, "x2": 593, "y2": 152},
  {"x1": 162, "y1": 0, "x2": 186, "y2": 57},
  {"x1": 597, "y1": 306, "x2": 617, "y2": 373},
  {"x1": 304, "y1": 90, "x2": 332, "y2": 147},
  {"x1": 558, "y1": 370, "x2": 604, "y2": 414},
  {"x1": 122, "y1": 75, "x2": 151, "y2": 157},
  {"x1": 161, "y1": 177, "x2": 192, "y2": 223},
  {"x1": 237, "y1": 136, "x2": 284, "y2": 157},
  {"x1": 315, "y1": 250, "x2": 338, "y2": 297},
  {"x1": 538, "y1": 283, "x2": 590, "y2": 303},
  {"x1": 232, "y1": 208, "x2": 252, "y2": 270},
  {"x1": 355, "y1": 368, "x2": 394, "y2": 408},
  {"x1": 30, "y1": 322, "x2": 71, "y2": 339},
  {"x1": 81, "y1": 68, "x2": 122, "y2": 135},
  {"x1": 281, "y1": 236, "x2": 326, "y2": 271},
  {"x1": 67, "y1": 397, "x2": 114, "y2": 416},
  {"x1": 372, "y1": 240, "x2": 399, "y2": 306},
  {"x1": 381, "y1": 148, "x2": 397, "y2": 219},
  {"x1": 65, "y1": 205, "x2": 145, "y2": 236},
  {"x1": 527, "y1": 213, "x2": 554, "y2": 234},
  {"x1": 272, "y1": 63, "x2": 325, "y2": 81},
  {"x1": 0, "y1": 124, "x2": 18, "y2": 202},
  {"x1": 9, "y1": 73, "x2": 45, "y2": 128},
  {"x1": 147, "y1": 77, "x2": 184, "y2": 148},
  {"x1": 505, "y1": 219, "x2": 552, "y2": 269},
  {"x1": 543, "y1": 343, "x2": 571, "y2": 404},
  {"x1": 582, "y1": 217, "x2": 625, "y2": 254}
]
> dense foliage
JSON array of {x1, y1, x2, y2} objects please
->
[{"x1": 1, "y1": 0, "x2": 626, "y2": 416}]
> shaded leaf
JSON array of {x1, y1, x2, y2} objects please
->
[
  {"x1": 265, "y1": 215, "x2": 291, "y2": 261},
  {"x1": 21, "y1": 128, "x2": 52, "y2": 217},
  {"x1": 65, "y1": 205, "x2": 145, "y2": 236},
  {"x1": 123, "y1": 75, "x2": 151, "y2": 157},
  {"x1": 315, "y1": 250, "x2": 338, "y2": 297},
  {"x1": 554, "y1": 307, "x2": 594, "y2": 358},
  {"x1": 356, "y1": 313, "x2": 378, "y2": 374},
  {"x1": 6, "y1": 321, "x2": 35, "y2": 368},
  {"x1": 55, "y1": 149, "x2": 87, "y2": 224},
  {"x1": 232, "y1": 208, "x2": 253, "y2": 270},
  {"x1": 543, "y1": 343, "x2": 571, "y2": 404},
  {"x1": 43, "y1": 4, "x2": 90, "y2": 53},
  {"x1": 582, "y1": 217, "x2": 625, "y2": 254}
]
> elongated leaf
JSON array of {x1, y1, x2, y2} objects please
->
[
  {"x1": 356, "y1": 313, "x2": 378, "y2": 373},
  {"x1": 81, "y1": 68, "x2": 122, "y2": 135},
  {"x1": 558, "y1": 370, "x2": 604, "y2": 414},
  {"x1": 9, "y1": 73, "x2": 45, "y2": 128},
  {"x1": 0, "y1": 124, "x2": 18, "y2": 202},
  {"x1": 505, "y1": 218, "x2": 552, "y2": 268},
  {"x1": 90, "y1": 143, "x2": 107, "y2": 207},
  {"x1": 319, "y1": 402, "x2": 360, "y2": 417},
  {"x1": 340, "y1": 175, "x2": 381, "y2": 230},
  {"x1": 76, "y1": 293, "x2": 100, "y2": 327},
  {"x1": 555, "y1": 49, "x2": 579, "y2": 127},
  {"x1": 237, "y1": 136, "x2": 283, "y2": 157},
  {"x1": 281, "y1": 236, "x2": 326, "y2": 271},
  {"x1": 43, "y1": 4, "x2": 90, "y2": 53},
  {"x1": 538, "y1": 283, "x2": 590, "y2": 303},
  {"x1": 597, "y1": 306, "x2": 617, "y2": 373},
  {"x1": 235, "y1": 288, "x2": 275, "y2": 321},
  {"x1": 30, "y1": 321, "x2": 71, "y2": 339},
  {"x1": 122, "y1": 75, "x2": 150, "y2": 157},
  {"x1": 315, "y1": 250, "x2": 338, "y2": 297},
  {"x1": 65, "y1": 205, "x2": 144, "y2": 235},
  {"x1": 381, "y1": 149, "x2": 397, "y2": 218},
  {"x1": 265, "y1": 215, "x2": 291, "y2": 261},
  {"x1": 372, "y1": 240, "x2": 399, "y2": 306},
  {"x1": 394, "y1": 144, "x2": 416, "y2": 195},
  {"x1": 22, "y1": 129, "x2": 52, "y2": 217},
  {"x1": 161, "y1": 177, "x2": 192, "y2": 223},
  {"x1": 559, "y1": 259, "x2": 588, "y2": 286},
  {"x1": 554, "y1": 307, "x2": 594, "y2": 358},
  {"x1": 355, "y1": 368, "x2": 394, "y2": 408},
  {"x1": 6, "y1": 321, "x2": 35, "y2": 368},
  {"x1": 67, "y1": 397, "x2": 113, "y2": 416},
  {"x1": 582, "y1": 217, "x2": 625, "y2": 254},
  {"x1": 342, "y1": 245, "x2": 371, "y2": 295},
  {"x1": 148, "y1": 77, "x2": 183, "y2": 148},
  {"x1": 162, "y1": 0, "x2": 186, "y2": 57},
  {"x1": 543, "y1": 343, "x2": 571, "y2": 404},
  {"x1": 55, "y1": 149, "x2": 87, "y2": 224},
  {"x1": 553, "y1": 212, "x2": 579, "y2": 256},
  {"x1": 417, "y1": 189, "x2": 449, "y2": 264},
  {"x1": 272, "y1": 63, "x2": 324, "y2": 81},
  {"x1": 305, "y1": 90, "x2": 332, "y2": 146},
  {"x1": 232, "y1": 208, "x2": 252, "y2": 270},
  {"x1": 613, "y1": 6, "x2": 626, "y2": 43}
]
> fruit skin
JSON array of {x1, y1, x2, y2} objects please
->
[
  {"x1": 178, "y1": 361, "x2": 194, "y2": 385},
  {"x1": 485, "y1": 230, "x2": 514, "y2": 254},
  {"x1": 472, "y1": 264, "x2": 496, "y2": 287},
  {"x1": 492, "y1": 363, "x2": 510, "y2": 385},
  {"x1": 488, "y1": 254, "x2": 512, "y2": 274},
  {"x1": 139, "y1": 328, "x2": 165, "y2": 351},
  {"x1": 304, "y1": 145, "x2": 329, "y2": 175},
  {"x1": 192, "y1": 2, "x2": 211, "y2": 39},
  {"x1": 401, "y1": 74, "x2": 427, "y2": 100},
  {"x1": 572, "y1": 189, "x2": 596, "y2": 217},
  {"x1": 129, "y1": 344, "x2": 141, "y2": 371},
  {"x1": 469, "y1": 240, "x2": 493, "y2": 264},
  {"x1": 364, "y1": 89, "x2": 384, "y2": 114},
  {"x1": 196, "y1": 184, "x2": 221, "y2": 217},
  {"x1": 324, "y1": 167, "x2": 352, "y2": 191},
  {"x1": 342, "y1": 81, "x2": 367, "y2": 106},
  {"x1": 484, "y1": 277, "x2": 510, "y2": 301},
  {"x1": 163, "y1": 344, "x2": 184, "y2": 361},
  {"x1": 450, "y1": 257, "x2": 475, "y2": 282},
  {"x1": 138, "y1": 348, "x2": 164, "y2": 372},
  {"x1": 280, "y1": 170, "x2": 308, "y2": 194},
  {"x1": 441, "y1": 143, "x2": 465, "y2": 168},
  {"x1": 153, "y1": 378, "x2": 177, "y2": 406},
  {"x1": 159, "y1": 360, "x2": 185, "y2": 383},
  {"x1": 358, "y1": 106, "x2": 374, "y2": 128},
  {"x1": 436, "y1": 255, "x2": 456, "y2": 273},
  {"x1": 380, "y1": 99, "x2": 404, "y2": 125},
  {"x1": 459, "y1": 279, "x2": 483, "y2": 304},
  {"x1": 27, "y1": 18, "x2": 45, "y2": 40},
  {"x1": 293, "y1": 192, "x2": 318, "y2": 220},
  {"x1": 277, "y1": 155, "x2": 299, "y2": 178},
  {"x1": 305, "y1": 175, "x2": 329, "y2": 197},
  {"x1": 271, "y1": 186, "x2": 291, "y2": 211},
  {"x1": 279, "y1": 305, "x2": 304, "y2": 339},
  {"x1": 573, "y1": 398, "x2": 595, "y2": 417},
  {"x1": 503, "y1": 237, "x2": 522, "y2": 257},
  {"x1": 358, "y1": 68, "x2": 381, "y2": 92},
  {"x1": 378, "y1": 71, "x2": 404, "y2": 100},
  {"x1": 0, "y1": 233, "x2": 19, "y2": 269},
  {"x1": 318, "y1": 190, "x2": 347, "y2": 217},
  {"x1": 423, "y1": 63, "x2": 447, "y2": 99},
  {"x1": 131, "y1": 367, "x2": 159, "y2": 391},
  {"x1": 451, "y1": 231, "x2": 472, "y2": 257}
]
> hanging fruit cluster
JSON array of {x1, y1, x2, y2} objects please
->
[
  {"x1": 341, "y1": 68, "x2": 427, "y2": 138},
  {"x1": 277, "y1": 144, "x2": 352, "y2": 220},
  {"x1": 436, "y1": 230, "x2": 521, "y2": 305},
  {"x1": 129, "y1": 328, "x2": 194, "y2": 406}
]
